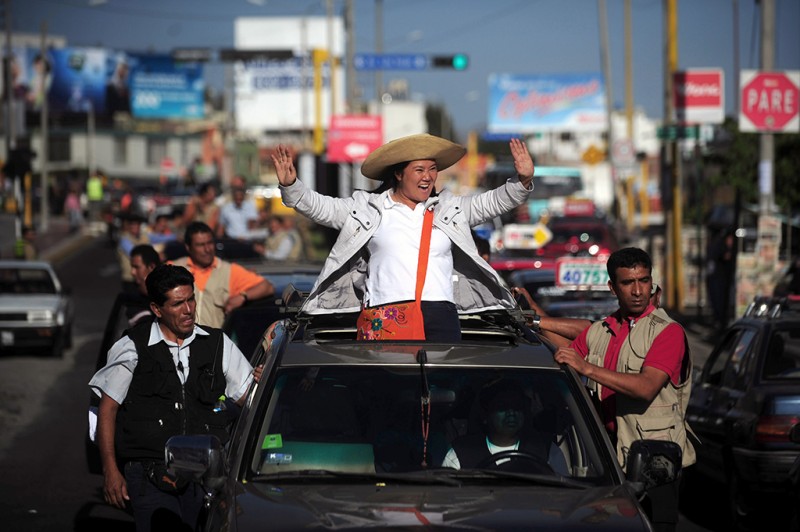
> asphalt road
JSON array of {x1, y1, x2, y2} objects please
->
[{"x1": 0, "y1": 235, "x2": 721, "y2": 531}]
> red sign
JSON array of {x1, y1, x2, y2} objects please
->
[
  {"x1": 739, "y1": 70, "x2": 800, "y2": 133},
  {"x1": 327, "y1": 115, "x2": 383, "y2": 163},
  {"x1": 674, "y1": 69, "x2": 724, "y2": 124}
]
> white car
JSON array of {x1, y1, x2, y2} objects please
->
[{"x1": 0, "y1": 260, "x2": 74, "y2": 357}]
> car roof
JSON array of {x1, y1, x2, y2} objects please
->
[{"x1": 0, "y1": 260, "x2": 54, "y2": 269}]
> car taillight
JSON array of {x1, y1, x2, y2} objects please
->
[{"x1": 755, "y1": 415, "x2": 800, "y2": 443}]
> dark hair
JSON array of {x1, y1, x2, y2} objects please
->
[
  {"x1": 606, "y1": 247, "x2": 652, "y2": 283},
  {"x1": 130, "y1": 244, "x2": 161, "y2": 268},
  {"x1": 197, "y1": 182, "x2": 216, "y2": 196},
  {"x1": 479, "y1": 378, "x2": 527, "y2": 412},
  {"x1": 184, "y1": 221, "x2": 214, "y2": 245},
  {"x1": 146, "y1": 264, "x2": 194, "y2": 306}
]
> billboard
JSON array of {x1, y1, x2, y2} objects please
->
[
  {"x1": 5, "y1": 46, "x2": 204, "y2": 120},
  {"x1": 128, "y1": 53, "x2": 205, "y2": 119},
  {"x1": 233, "y1": 17, "x2": 345, "y2": 133},
  {"x1": 488, "y1": 73, "x2": 606, "y2": 133}
]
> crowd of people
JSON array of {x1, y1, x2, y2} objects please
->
[{"x1": 86, "y1": 133, "x2": 697, "y2": 532}]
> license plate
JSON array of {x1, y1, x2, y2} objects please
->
[
  {"x1": 1, "y1": 331, "x2": 13, "y2": 346},
  {"x1": 555, "y1": 258, "x2": 610, "y2": 289}
]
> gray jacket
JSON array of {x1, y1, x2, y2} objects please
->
[{"x1": 279, "y1": 177, "x2": 532, "y2": 315}]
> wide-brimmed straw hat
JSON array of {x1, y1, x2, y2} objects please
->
[{"x1": 361, "y1": 133, "x2": 466, "y2": 181}]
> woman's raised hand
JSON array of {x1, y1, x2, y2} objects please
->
[
  {"x1": 509, "y1": 138, "x2": 534, "y2": 186},
  {"x1": 271, "y1": 144, "x2": 297, "y2": 186}
]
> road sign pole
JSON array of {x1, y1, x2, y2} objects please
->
[{"x1": 759, "y1": 0, "x2": 775, "y2": 216}]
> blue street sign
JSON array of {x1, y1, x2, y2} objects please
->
[{"x1": 353, "y1": 53, "x2": 429, "y2": 71}]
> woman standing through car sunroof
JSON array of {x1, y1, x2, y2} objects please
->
[{"x1": 271, "y1": 134, "x2": 534, "y2": 342}]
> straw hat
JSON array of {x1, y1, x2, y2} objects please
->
[{"x1": 361, "y1": 133, "x2": 466, "y2": 181}]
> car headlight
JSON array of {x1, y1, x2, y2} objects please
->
[
  {"x1": 57, "y1": 310, "x2": 66, "y2": 326},
  {"x1": 28, "y1": 309, "x2": 54, "y2": 322}
]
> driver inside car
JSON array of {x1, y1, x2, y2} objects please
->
[{"x1": 441, "y1": 379, "x2": 567, "y2": 474}]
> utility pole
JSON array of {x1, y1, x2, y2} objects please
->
[
  {"x1": 39, "y1": 21, "x2": 48, "y2": 230},
  {"x1": 374, "y1": 0, "x2": 383, "y2": 107},
  {"x1": 663, "y1": 0, "x2": 683, "y2": 311},
  {"x1": 758, "y1": 0, "x2": 775, "y2": 215},
  {"x1": 4, "y1": 0, "x2": 14, "y2": 156},
  {"x1": 345, "y1": 0, "x2": 357, "y2": 113}
]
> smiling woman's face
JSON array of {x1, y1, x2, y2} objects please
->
[{"x1": 393, "y1": 159, "x2": 438, "y2": 207}]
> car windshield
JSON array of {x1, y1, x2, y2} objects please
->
[
  {"x1": 250, "y1": 366, "x2": 612, "y2": 485},
  {"x1": 762, "y1": 326, "x2": 800, "y2": 379},
  {"x1": 0, "y1": 268, "x2": 56, "y2": 294}
]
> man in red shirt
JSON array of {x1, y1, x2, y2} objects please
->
[{"x1": 554, "y1": 247, "x2": 694, "y2": 532}]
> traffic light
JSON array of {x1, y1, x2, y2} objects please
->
[{"x1": 431, "y1": 54, "x2": 469, "y2": 71}]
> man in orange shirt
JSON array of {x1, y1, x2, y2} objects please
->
[{"x1": 172, "y1": 222, "x2": 275, "y2": 328}]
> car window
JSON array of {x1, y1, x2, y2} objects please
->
[
  {"x1": 704, "y1": 330, "x2": 744, "y2": 386},
  {"x1": 250, "y1": 366, "x2": 611, "y2": 484},
  {"x1": 720, "y1": 329, "x2": 757, "y2": 390},
  {"x1": 762, "y1": 326, "x2": 800, "y2": 379},
  {"x1": 0, "y1": 268, "x2": 56, "y2": 294}
]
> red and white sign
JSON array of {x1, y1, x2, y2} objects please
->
[
  {"x1": 327, "y1": 114, "x2": 383, "y2": 163},
  {"x1": 739, "y1": 70, "x2": 800, "y2": 133},
  {"x1": 674, "y1": 69, "x2": 724, "y2": 124}
]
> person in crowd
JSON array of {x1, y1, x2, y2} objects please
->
[
  {"x1": 117, "y1": 212, "x2": 151, "y2": 293},
  {"x1": 442, "y1": 378, "x2": 566, "y2": 473},
  {"x1": 217, "y1": 185, "x2": 260, "y2": 240},
  {"x1": 181, "y1": 182, "x2": 220, "y2": 235},
  {"x1": 706, "y1": 228, "x2": 734, "y2": 331},
  {"x1": 15, "y1": 225, "x2": 38, "y2": 260},
  {"x1": 552, "y1": 247, "x2": 694, "y2": 532},
  {"x1": 254, "y1": 214, "x2": 304, "y2": 261},
  {"x1": 514, "y1": 284, "x2": 663, "y2": 348},
  {"x1": 89, "y1": 264, "x2": 255, "y2": 532},
  {"x1": 171, "y1": 222, "x2": 275, "y2": 328},
  {"x1": 271, "y1": 134, "x2": 534, "y2": 341},
  {"x1": 86, "y1": 170, "x2": 106, "y2": 222},
  {"x1": 119, "y1": 244, "x2": 162, "y2": 327},
  {"x1": 64, "y1": 183, "x2": 84, "y2": 233}
]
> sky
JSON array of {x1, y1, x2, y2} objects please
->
[{"x1": 12, "y1": 0, "x2": 800, "y2": 138}]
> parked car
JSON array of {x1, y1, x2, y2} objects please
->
[
  {"x1": 685, "y1": 296, "x2": 800, "y2": 530},
  {"x1": 0, "y1": 260, "x2": 73, "y2": 357},
  {"x1": 166, "y1": 299, "x2": 682, "y2": 531}
]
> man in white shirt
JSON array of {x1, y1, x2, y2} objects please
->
[
  {"x1": 90, "y1": 264, "x2": 254, "y2": 532},
  {"x1": 217, "y1": 186, "x2": 260, "y2": 240}
]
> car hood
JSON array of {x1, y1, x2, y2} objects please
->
[
  {"x1": 545, "y1": 300, "x2": 618, "y2": 321},
  {"x1": 0, "y1": 294, "x2": 65, "y2": 311},
  {"x1": 231, "y1": 482, "x2": 650, "y2": 531}
]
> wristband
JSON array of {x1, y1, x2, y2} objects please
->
[
  {"x1": 530, "y1": 313, "x2": 541, "y2": 332},
  {"x1": 240, "y1": 291, "x2": 249, "y2": 302}
]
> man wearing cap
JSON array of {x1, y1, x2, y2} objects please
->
[{"x1": 271, "y1": 134, "x2": 534, "y2": 341}]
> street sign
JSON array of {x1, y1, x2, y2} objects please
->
[
  {"x1": 611, "y1": 138, "x2": 636, "y2": 166},
  {"x1": 657, "y1": 124, "x2": 699, "y2": 140},
  {"x1": 674, "y1": 69, "x2": 724, "y2": 124},
  {"x1": 327, "y1": 114, "x2": 383, "y2": 163},
  {"x1": 739, "y1": 70, "x2": 800, "y2": 133},
  {"x1": 353, "y1": 53, "x2": 428, "y2": 71},
  {"x1": 581, "y1": 144, "x2": 605, "y2": 165}
]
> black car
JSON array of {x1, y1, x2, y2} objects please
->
[
  {"x1": 166, "y1": 300, "x2": 682, "y2": 531},
  {"x1": 685, "y1": 296, "x2": 800, "y2": 530}
]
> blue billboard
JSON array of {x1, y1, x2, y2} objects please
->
[
  {"x1": 46, "y1": 47, "x2": 110, "y2": 114},
  {"x1": 128, "y1": 53, "x2": 205, "y2": 119},
  {"x1": 488, "y1": 73, "x2": 607, "y2": 133}
]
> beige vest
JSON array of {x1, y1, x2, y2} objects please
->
[
  {"x1": 265, "y1": 229, "x2": 303, "y2": 261},
  {"x1": 585, "y1": 308, "x2": 696, "y2": 470},
  {"x1": 173, "y1": 257, "x2": 231, "y2": 328}
]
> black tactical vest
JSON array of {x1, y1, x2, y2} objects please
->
[{"x1": 115, "y1": 321, "x2": 229, "y2": 462}]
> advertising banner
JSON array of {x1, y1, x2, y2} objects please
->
[
  {"x1": 47, "y1": 47, "x2": 110, "y2": 114},
  {"x1": 128, "y1": 53, "x2": 205, "y2": 119},
  {"x1": 488, "y1": 73, "x2": 606, "y2": 133}
]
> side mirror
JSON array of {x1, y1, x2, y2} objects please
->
[
  {"x1": 165, "y1": 434, "x2": 225, "y2": 491},
  {"x1": 626, "y1": 440, "x2": 682, "y2": 490}
]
